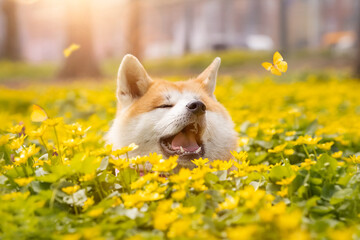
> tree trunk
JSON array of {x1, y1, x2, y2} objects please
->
[
  {"x1": 279, "y1": 0, "x2": 288, "y2": 54},
  {"x1": 126, "y1": 0, "x2": 143, "y2": 60},
  {"x1": 1, "y1": 0, "x2": 21, "y2": 61},
  {"x1": 354, "y1": 1, "x2": 360, "y2": 78},
  {"x1": 58, "y1": 0, "x2": 102, "y2": 79}
]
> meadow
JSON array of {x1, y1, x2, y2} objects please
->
[{"x1": 1, "y1": 73, "x2": 360, "y2": 239}]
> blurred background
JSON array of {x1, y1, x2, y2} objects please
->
[{"x1": 0, "y1": 0, "x2": 360, "y2": 84}]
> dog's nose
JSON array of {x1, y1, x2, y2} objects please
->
[{"x1": 186, "y1": 100, "x2": 206, "y2": 115}]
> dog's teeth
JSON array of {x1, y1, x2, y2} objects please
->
[
  {"x1": 180, "y1": 146, "x2": 185, "y2": 153},
  {"x1": 195, "y1": 147, "x2": 201, "y2": 153}
]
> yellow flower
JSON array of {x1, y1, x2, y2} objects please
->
[
  {"x1": 131, "y1": 172, "x2": 160, "y2": 189},
  {"x1": 284, "y1": 149, "x2": 295, "y2": 155},
  {"x1": 169, "y1": 168, "x2": 191, "y2": 183},
  {"x1": 277, "y1": 187, "x2": 288, "y2": 197},
  {"x1": 153, "y1": 211, "x2": 177, "y2": 231},
  {"x1": 8, "y1": 124, "x2": 25, "y2": 134},
  {"x1": 174, "y1": 205, "x2": 196, "y2": 215},
  {"x1": 345, "y1": 155, "x2": 360, "y2": 164},
  {"x1": 90, "y1": 144, "x2": 113, "y2": 157},
  {"x1": 191, "y1": 157, "x2": 209, "y2": 167},
  {"x1": 151, "y1": 156, "x2": 178, "y2": 172},
  {"x1": 14, "y1": 156, "x2": 28, "y2": 166},
  {"x1": 147, "y1": 152, "x2": 163, "y2": 165},
  {"x1": 276, "y1": 175, "x2": 296, "y2": 185},
  {"x1": 79, "y1": 172, "x2": 95, "y2": 182},
  {"x1": 21, "y1": 144, "x2": 40, "y2": 158},
  {"x1": 3, "y1": 165, "x2": 14, "y2": 171},
  {"x1": 122, "y1": 190, "x2": 164, "y2": 208},
  {"x1": 191, "y1": 179, "x2": 208, "y2": 191},
  {"x1": 172, "y1": 189, "x2": 186, "y2": 201},
  {"x1": 129, "y1": 155, "x2": 148, "y2": 165},
  {"x1": 285, "y1": 131, "x2": 296, "y2": 136},
  {"x1": 290, "y1": 165, "x2": 300, "y2": 172},
  {"x1": 44, "y1": 117, "x2": 63, "y2": 127},
  {"x1": 300, "y1": 158, "x2": 316, "y2": 170},
  {"x1": 317, "y1": 141, "x2": 334, "y2": 150},
  {"x1": 29, "y1": 125, "x2": 47, "y2": 138},
  {"x1": 295, "y1": 135, "x2": 322, "y2": 145},
  {"x1": 63, "y1": 138, "x2": 84, "y2": 148},
  {"x1": 0, "y1": 134, "x2": 10, "y2": 146},
  {"x1": 237, "y1": 137, "x2": 250, "y2": 146},
  {"x1": 82, "y1": 197, "x2": 95, "y2": 211},
  {"x1": 9, "y1": 135, "x2": 27, "y2": 150},
  {"x1": 1, "y1": 191, "x2": 30, "y2": 201},
  {"x1": 112, "y1": 143, "x2": 138, "y2": 156},
  {"x1": 109, "y1": 158, "x2": 129, "y2": 170},
  {"x1": 268, "y1": 143, "x2": 287, "y2": 153},
  {"x1": 331, "y1": 151, "x2": 343, "y2": 158},
  {"x1": 62, "y1": 185, "x2": 80, "y2": 195},
  {"x1": 276, "y1": 209, "x2": 302, "y2": 230},
  {"x1": 112, "y1": 196, "x2": 122, "y2": 207},
  {"x1": 167, "y1": 218, "x2": 191, "y2": 238},
  {"x1": 210, "y1": 160, "x2": 233, "y2": 171},
  {"x1": 87, "y1": 208, "x2": 104, "y2": 218},
  {"x1": 227, "y1": 225, "x2": 257, "y2": 240},
  {"x1": 217, "y1": 196, "x2": 239, "y2": 212},
  {"x1": 230, "y1": 151, "x2": 248, "y2": 162},
  {"x1": 14, "y1": 177, "x2": 35, "y2": 186},
  {"x1": 64, "y1": 122, "x2": 91, "y2": 136}
]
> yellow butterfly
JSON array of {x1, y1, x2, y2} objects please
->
[
  {"x1": 31, "y1": 105, "x2": 48, "y2": 122},
  {"x1": 63, "y1": 44, "x2": 80, "y2": 58},
  {"x1": 262, "y1": 51, "x2": 288, "y2": 76}
]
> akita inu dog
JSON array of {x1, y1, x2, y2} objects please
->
[{"x1": 106, "y1": 54, "x2": 237, "y2": 169}]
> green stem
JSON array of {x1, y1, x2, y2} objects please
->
[
  {"x1": 312, "y1": 147, "x2": 318, "y2": 160},
  {"x1": 95, "y1": 179, "x2": 105, "y2": 199},
  {"x1": 302, "y1": 144, "x2": 311, "y2": 159},
  {"x1": 71, "y1": 194, "x2": 79, "y2": 215},
  {"x1": 40, "y1": 136, "x2": 49, "y2": 154},
  {"x1": 53, "y1": 126, "x2": 62, "y2": 163},
  {"x1": 21, "y1": 165, "x2": 28, "y2": 177}
]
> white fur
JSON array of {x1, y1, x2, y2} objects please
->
[{"x1": 106, "y1": 89, "x2": 237, "y2": 161}]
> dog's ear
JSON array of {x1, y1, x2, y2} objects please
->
[
  {"x1": 195, "y1": 57, "x2": 221, "y2": 98},
  {"x1": 117, "y1": 54, "x2": 152, "y2": 105}
]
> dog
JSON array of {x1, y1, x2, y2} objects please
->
[{"x1": 106, "y1": 54, "x2": 237, "y2": 170}]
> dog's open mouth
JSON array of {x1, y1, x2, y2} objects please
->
[{"x1": 160, "y1": 123, "x2": 204, "y2": 157}]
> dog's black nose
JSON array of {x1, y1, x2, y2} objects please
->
[{"x1": 186, "y1": 100, "x2": 206, "y2": 115}]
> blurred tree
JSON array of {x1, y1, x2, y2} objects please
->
[
  {"x1": 1, "y1": 0, "x2": 21, "y2": 60},
  {"x1": 355, "y1": 1, "x2": 360, "y2": 78},
  {"x1": 126, "y1": 0, "x2": 143, "y2": 60},
  {"x1": 279, "y1": 0, "x2": 288, "y2": 54},
  {"x1": 58, "y1": 0, "x2": 102, "y2": 79},
  {"x1": 183, "y1": 0, "x2": 192, "y2": 53}
]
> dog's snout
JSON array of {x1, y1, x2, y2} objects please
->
[{"x1": 186, "y1": 100, "x2": 206, "y2": 115}]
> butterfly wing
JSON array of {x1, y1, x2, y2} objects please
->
[
  {"x1": 31, "y1": 105, "x2": 48, "y2": 122},
  {"x1": 276, "y1": 60, "x2": 288, "y2": 73},
  {"x1": 262, "y1": 62, "x2": 273, "y2": 71},
  {"x1": 273, "y1": 51, "x2": 283, "y2": 65},
  {"x1": 270, "y1": 66, "x2": 282, "y2": 76},
  {"x1": 63, "y1": 44, "x2": 80, "y2": 58}
]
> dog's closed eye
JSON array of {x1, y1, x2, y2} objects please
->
[{"x1": 157, "y1": 104, "x2": 173, "y2": 108}]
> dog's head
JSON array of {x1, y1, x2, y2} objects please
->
[{"x1": 107, "y1": 54, "x2": 237, "y2": 169}]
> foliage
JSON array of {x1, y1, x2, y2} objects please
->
[{"x1": 1, "y1": 76, "x2": 360, "y2": 239}]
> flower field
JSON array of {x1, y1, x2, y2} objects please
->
[{"x1": 1, "y1": 76, "x2": 360, "y2": 240}]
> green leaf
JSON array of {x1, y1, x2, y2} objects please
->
[{"x1": 268, "y1": 166, "x2": 292, "y2": 183}]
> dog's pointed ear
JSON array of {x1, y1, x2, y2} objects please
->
[
  {"x1": 195, "y1": 57, "x2": 221, "y2": 98},
  {"x1": 117, "y1": 54, "x2": 152, "y2": 105}
]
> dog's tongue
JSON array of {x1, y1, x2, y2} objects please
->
[{"x1": 172, "y1": 131, "x2": 199, "y2": 152}]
